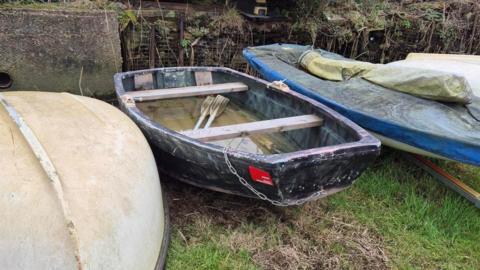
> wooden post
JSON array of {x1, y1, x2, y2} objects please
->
[
  {"x1": 178, "y1": 13, "x2": 185, "y2": 66},
  {"x1": 149, "y1": 27, "x2": 156, "y2": 69}
]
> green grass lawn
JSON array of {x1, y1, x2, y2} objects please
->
[{"x1": 164, "y1": 149, "x2": 480, "y2": 270}]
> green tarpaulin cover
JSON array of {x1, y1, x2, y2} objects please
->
[
  {"x1": 299, "y1": 50, "x2": 377, "y2": 81},
  {"x1": 299, "y1": 50, "x2": 473, "y2": 104}
]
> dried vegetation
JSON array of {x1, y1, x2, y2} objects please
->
[
  {"x1": 165, "y1": 150, "x2": 480, "y2": 270},
  {"x1": 119, "y1": 0, "x2": 480, "y2": 70},
  {"x1": 291, "y1": 0, "x2": 480, "y2": 63},
  {"x1": 165, "y1": 177, "x2": 389, "y2": 270}
]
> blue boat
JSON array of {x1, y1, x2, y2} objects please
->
[{"x1": 244, "y1": 44, "x2": 480, "y2": 166}]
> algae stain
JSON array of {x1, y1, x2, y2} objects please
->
[{"x1": 136, "y1": 96, "x2": 300, "y2": 155}]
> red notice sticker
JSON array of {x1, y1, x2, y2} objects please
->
[{"x1": 248, "y1": 166, "x2": 274, "y2": 186}]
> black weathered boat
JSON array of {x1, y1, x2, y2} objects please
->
[
  {"x1": 114, "y1": 67, "x2": 380, "y2": 205},
  {"x1": 231, "y1": 0, "x2": 291, "y2": 22}
]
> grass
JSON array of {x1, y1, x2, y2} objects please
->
[
  {"x1": 328, "y1": 152, "x2": 480, "y2": 269},
  {"x1": 164, "y1": 149, "x2": 480, "y2": 269},
  {"x1": 168, "y1": 233, "x2": 256, "y2": 270}
]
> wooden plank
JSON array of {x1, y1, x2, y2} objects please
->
[
  {"x1": 405, "y1": 153, "x2": 480, "y2": 208},
  {"x1": 134, "y1": 73, "x2": 154, "y2": 90},
  {"x1": 195, "y1": 71, "x2": 213, "y2": 86},
  {"x1": 129, "y1": 82, "x2": 248, "y2": 101},
  {"x1": 181, "y1": 114, "x2": 323, "y2": 142}
]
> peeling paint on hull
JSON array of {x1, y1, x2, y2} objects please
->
[{"x1": 115, "y1": 67, "x2": 380, "y2": 204}]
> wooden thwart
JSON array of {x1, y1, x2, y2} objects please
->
[
  {"x1": 182, "y1": 114, "x2": 323, "y2": 142},
  {"x1": 128, "y1": 82, "x2": 248, "y2": 101},
  {"x1": 134, "y1": 73, "x2": 154, "y2": 90},
  {"x1": 194, "y1": 71, "x2": 213, "y2": 86}
]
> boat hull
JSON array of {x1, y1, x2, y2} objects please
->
[
  {"x1": 243, "y1": 44, "x2": 480, "y2": 166},
  {"x1": 141, "y1": 113, "x2": 377, "y2": 203},
  {"x1": 115, "y1": 67, "x2": 380, "y2": 204},
  {"x1": 0, "y1": 92, "x2": 169, "y2": 270},
  {"x1": 369, "y1": 131, "x2": 450, "y2": 160}
]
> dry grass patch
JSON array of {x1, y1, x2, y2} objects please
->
[
  {"x1": 164, "y1": 150, "x2": 480, "y2": 269},
  {"x1": 165, "y1": 178, "x2": 389, "y2": 270}
]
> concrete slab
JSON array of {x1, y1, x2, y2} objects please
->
[{"x1": 0, "y1": 8, "x2": 122, "y2": 98}]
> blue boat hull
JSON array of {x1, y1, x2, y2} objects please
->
[{"x1": 244, "y1": 44, "x2": 480, "y2": 166}]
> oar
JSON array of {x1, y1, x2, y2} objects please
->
[
  {"x1": 204, "y1": 95, "x2": 230, "y2": 129},
  {"x1": 193, "y1": 96, "x2": 215, "y2": 130}
]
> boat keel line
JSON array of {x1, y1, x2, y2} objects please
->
[{"x1": 0, "y1": 94, "x2": 84, "y2": 270}]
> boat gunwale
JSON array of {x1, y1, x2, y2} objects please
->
[
  {"x1": 242, "y1": 44, "x2": 480, "y2": 165},
  {"x1": 154, "y1": 182, "x2": 170, "y2": 270},
  {"x1": 1, "y1": 91, "x2": 171, "y2": 270},
  {"x1": 114, "y1": 67, "x2": 380, "y2": 165}
]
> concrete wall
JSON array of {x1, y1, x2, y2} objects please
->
[{"x1": 0, "y1": 8, "x2": 122, "y2": 98}]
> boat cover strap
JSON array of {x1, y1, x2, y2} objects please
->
[{"x1": 466, "y1": 97, "x2": 480, "y2": 121}]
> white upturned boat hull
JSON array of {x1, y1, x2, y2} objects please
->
[
  {"x1": 0, "y1": 92, "x2": 168, "y2": 270},
  {"x1": 369, "y1": 131, "x2": 451, "y2": 160}
]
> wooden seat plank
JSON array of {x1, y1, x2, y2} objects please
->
[
  {"x1": 194, "y1": 71, "x2": 213, "y2": 86},
  {"x1": 128, "y1": 82, "x2": 248, "y2": 101},
  {"x1": 134, "y1": 73, "x2": 154, "y2": 90},
  {"x1": 181, "y1": 114, "x2": 323, "y2": 142}
]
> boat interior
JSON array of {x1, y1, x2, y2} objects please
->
[{"x1": 120, "y1": 68, "x2": 361, "y2": 155}]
